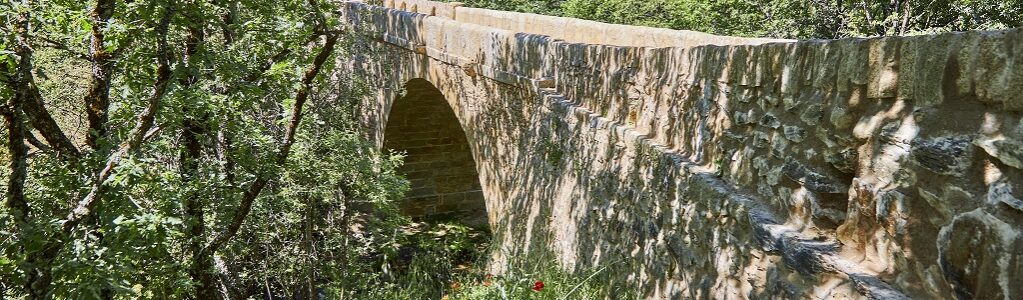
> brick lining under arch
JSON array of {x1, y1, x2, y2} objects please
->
[{"x1": 383, "y1": 79, "x2": 487, "y2": 227}]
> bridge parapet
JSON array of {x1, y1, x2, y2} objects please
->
[
  {"x1": 384, "y1": 0, "x2": 787, "y2": 47},
  {"x1": 384, "y1": 0, "x2": 460, "y2": 19},
  {"x1": 340, "y1": 1, "x2": 1023, "y2": 298}
]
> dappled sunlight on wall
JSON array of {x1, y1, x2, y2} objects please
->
[{"x1": 339, "y1": 0, "x2": 1023, "y2": 298}]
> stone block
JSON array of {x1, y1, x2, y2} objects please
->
[
  {"x1": 975, "y1": 136, "x2": 1023, "y2": 169},
  {"x1": 911, "y1": 136, "x2": 973, "y2": 176},
  {"x1": 782, "y1": 161, "x2": 848, "y2": 194},
  {"x1": 783, "y1": 126, "x2": 806, "y2": 143}
]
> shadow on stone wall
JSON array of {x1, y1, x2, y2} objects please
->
[
  {"x1": 449, "y1": 32, "x2": 879, "y2": 298},
  {"x1": 339, "y1": 2, "x2": 1023, "y2": 298}
]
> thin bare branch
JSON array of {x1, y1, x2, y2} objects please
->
[
  {"x1": 24, "y1": 130, "x2": 51, "y2": 151},
  {"x1": 32, "y1": 36, "x2": 91, "y2": 61}
]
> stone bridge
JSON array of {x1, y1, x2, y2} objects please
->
[{"x1": 333, "y1": 1, "x2": 1023, "y2": 298}]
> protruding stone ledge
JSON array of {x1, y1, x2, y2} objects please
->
[{"x1": 541, "y1": 88, "x2": 909, "y2": 299}]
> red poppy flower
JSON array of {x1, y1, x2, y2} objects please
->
[{"x1": 532, "y1": 280, "x2": 545, "y2": 291}]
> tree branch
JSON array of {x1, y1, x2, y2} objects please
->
[
  {"x1": 2, "y1": 101, "x2": 30, "y2": 229},
  {"x1": 206, "y1": 32, "x2": 338, "y2": 254},
  {"x1": 1, "y1": 4, "x2": 83, "y2": 159},
  {"x1": 24, "y1": 129, "x2": 51, "y2": 152},
  {"x1": 32, "y1": 36, "x2": 91, "y2": 61},
  {"x1": 23, "y1": 81, "x2": 81, "y2": 158},
  {"x1": 61, "y1": 3, "x2": 176, "y2": 235}
]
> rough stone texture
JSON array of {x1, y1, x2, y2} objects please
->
[{"x1": 336, "y1": 1, "x2": 1023, "y2": 298}]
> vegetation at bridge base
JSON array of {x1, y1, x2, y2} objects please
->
[
  {"x1": 442, "y1": 257, "x2": 638, "y2": 300},
  {"x1": 447, "y1": 0, "x2": 1023, "y2": 39}
]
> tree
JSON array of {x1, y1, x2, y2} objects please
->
[
  {"x1": 460, "y1": 0, "x2": 1023, "y2": 39},
  {"x1": 0, "y1": 0, "x2": 396, "y2": 298}
]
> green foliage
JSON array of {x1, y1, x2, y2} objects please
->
[
  {"x1": 448, "y1": 249, "x2": 637, "y2": 300},
  {"x1": 354, "y1": 222, "x2": 489, "y2": 299},
  {"x1": 320, "y1": 220, "x2": 633, "y2": 300},
  {"x1": 453, "y1": 0, "x2": 564, "y2": 15},
  {"x1": 449, "y1": 0, "x2": 1023, "y2": 38},
  {"x1": 450, "y1": 266, "x2": 632, "y2": 300},
  {"x1": 224, "y1": 101, "x2": 415, "y2": 298},
  {"x1": 2, "y1": 0, "x2": 418, "y2": 298}
]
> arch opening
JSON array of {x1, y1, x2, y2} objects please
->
[{"x1": 384, "y1": 79, "x2": 488, "y2": 227}]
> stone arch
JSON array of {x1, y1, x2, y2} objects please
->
[{"x1": 383, "y1": 78, "x2": 487, "y2": 227}]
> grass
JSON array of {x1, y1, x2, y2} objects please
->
[{"x1": 354, "y1": 222, "x2": 638, "y2": 299}]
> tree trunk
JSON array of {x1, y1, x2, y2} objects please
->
[
  {"x1": 192, "y1": 250, "x2": 219, "y2": 299},
  {"x1": 84, "y1": 0, "x2": 118, "y2": 148},
  {"x1": 183, "y1": 115, "x2": 216, "y2": 298},
  {"x1": 175, "y1": 20, "x2": 217, "y2": 298},
  {"x1": 4, "y1": 0, "x2": 58, "y2": 297},
  {"x1": 23, "y1": 245, "x2": 61, "y2": 300}
]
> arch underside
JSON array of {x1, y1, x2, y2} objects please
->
[{"x1": 383, "y1": 79, "x2": 487, "y2": 227}]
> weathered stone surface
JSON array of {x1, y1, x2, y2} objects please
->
[
  {"x1": 783, "y1": 125, "x2": 806, "y2": 142},
  {"x1": 339, "y1": 1, "x2": 1023, "y2": 298},
  {"x1": 733, "y1": 109, "x2": 754, "y2": 125},
  {"x1": 988, "y1": 181, "x2": 1023, "y2": 212},
  {"x1": 783, "y1": 161, "x2": 849, "y2": 194},
  {"x1": 938, "y1": 210, "x2": 1022, "y2": 300},
  {"x1": 911, "y1": 136, "x2": 973, "y2": 176},
  {"x1": 830, "y1": 106, "x2": 855, "y2": 130},
  {"x1": 760, "y1": 113, "x2": 782, "y2": 128},
  {"x1": 826, "y1": 147, "x2": 858, "y2": 174},
  {"x1": 800, "y1": 103, "x2": 824, "y2": 125},
  {"x1": 975, "y1": 137, "x2": 1023, "y2": 169},
  {"x1": 753, "y1": 131, "x2": 770, "y2": 148}
]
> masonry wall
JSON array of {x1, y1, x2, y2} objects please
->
[{"x1": 338, "y1": 1, "x2": 1023, "y2": 298}]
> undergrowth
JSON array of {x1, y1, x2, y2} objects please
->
[{"x1": 360, "y1": 222, "x2": 638, "y2": 299}]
